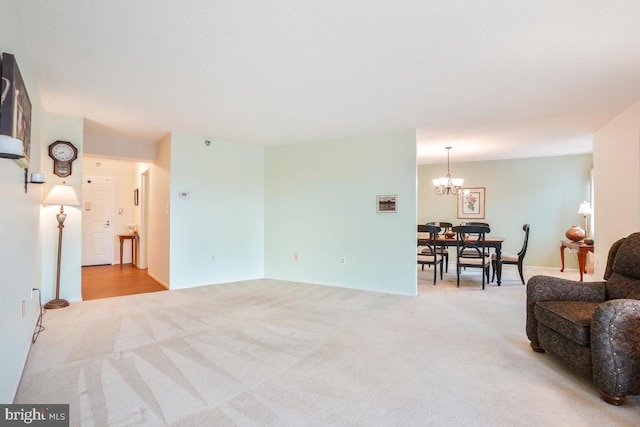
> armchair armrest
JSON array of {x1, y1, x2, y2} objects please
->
[
  {"x1": 591, "y1": 299, "x2": 640, "y2": 403},
  {"x1": 526, "y1": 275, "x2": 605, "y2": 347}
]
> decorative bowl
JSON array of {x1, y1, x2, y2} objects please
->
[
  {"x1": 444, "y1": 230, "x2": 456, "y2": 239},
  {"x1": 565, "y1": 225, "x2": 585, "y2": 242}
]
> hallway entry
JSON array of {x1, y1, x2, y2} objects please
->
[{"x1": 82, "y1": 264, "x2": 166, "y2": 300}]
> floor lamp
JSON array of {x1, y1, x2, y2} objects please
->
[{"x1": 43, "y1": 183, "x2": 80, "y2": 309}]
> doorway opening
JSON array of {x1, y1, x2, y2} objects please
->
[{"x1": 81, "y1": 156, "x2": 165, "y2": 300}]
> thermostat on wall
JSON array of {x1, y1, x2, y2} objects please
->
[{"x1": 179, "y1": 191, "x2": 190, "y2": 199}]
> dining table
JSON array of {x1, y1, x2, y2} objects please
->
[{"x1": 418, "y1": 234, "x2": 506, "y2": 285}]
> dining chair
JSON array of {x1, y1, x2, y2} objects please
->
[
  {"x1": 417, "y1": 224, "x2": 444, "y2": 284},
  {"x1": 426, "y1": 221, "x2": 453, "y2": 231},
  {"x1": 453, "y1": 225, "x2": 491, "y2": 289},
  {"x1": 458, "y1": 222, "x2": 490, "y2": 259},
  {"x1": 425, "y1": 221, "x2": 453, "y2": 271},
  {"x1": 465, "y1": 221, "x2": 490, "y2": 228},
  {"x1": 492, "y1": 224, "x2": 530, "y2": 284}
]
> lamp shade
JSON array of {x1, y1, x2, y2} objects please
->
[
  {"x1": 577, "y1": 201, "x2": 592, "y2": 215},
  {"x1": 43, "y1": 184, "x2": 80, "y2": 207}
]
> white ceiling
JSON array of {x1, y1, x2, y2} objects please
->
[{"x1": 13, "y1": 1, "x2": 640, "y2": 164}]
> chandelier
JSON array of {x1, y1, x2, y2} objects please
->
[{"x1": 432, "y1": 146, "x2": 464, "y2": 195}]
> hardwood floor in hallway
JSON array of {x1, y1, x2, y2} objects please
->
[{"x1": 82, "y1": 264, "x2": 167, "y2": 300}]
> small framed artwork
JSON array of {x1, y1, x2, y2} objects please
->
[
  {"x1": 457, "y1": 187, "x2": 485, "y2": 219},
  {"x1": 134, "y1": 188, "x2": 139, "y2": 206},
  {"x1": 377, "y1": 195, "x2": 397, "y2": 213},
  {"x1": 1, "y1": 52, "x2": 32, "y2": 168}
]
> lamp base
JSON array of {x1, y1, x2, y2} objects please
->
[{"x1": 44, "y1": 298, "x2": 69, "y2": 309}]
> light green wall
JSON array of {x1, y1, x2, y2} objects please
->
[
  {"x1": 418, "y1": 154, "x2": 593, "y2": 268},
  {"x1": 41, "y1": 113, "x2": 84, "y2": 303},
  {"x1": 0, "y1": 0, "x2": 45, "y2": 401},
  {"x1": 169, "y1": 133, "x2": 265, "y2": 288},
  {"x1": 265, "y1": 129, "x2": 417, "y2": 296}
]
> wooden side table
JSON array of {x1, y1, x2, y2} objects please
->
[
  {"x1": 118, "y1": 233, "x2": 138, "y2": 267},
  {"x1": 560, "y1": 240, "x2": 594, "y2": 281}
]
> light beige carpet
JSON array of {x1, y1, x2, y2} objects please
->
[{"x1": 15, "y1": 266, "x2": 640, "y2": 426}]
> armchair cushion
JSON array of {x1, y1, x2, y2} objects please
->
[
  {"x1": 526, "y1": 276, "x2": 605, "y2": 348},
  {"x1": 534, "y1": 301, "x2": 600, "y2": 346}
]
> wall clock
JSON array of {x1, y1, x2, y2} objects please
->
[{"x1": 48, "y1": 140, "x2": 78, "y2": 178}]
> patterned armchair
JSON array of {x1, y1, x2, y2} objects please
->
[{"x1": 526, "y1": 232, "x2": 640, "y2": 405}]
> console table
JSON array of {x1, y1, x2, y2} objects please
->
[
  {"x1": 118, "y1": 233, "x2": 138, "y2": 267},
  {"x1": 560, "y1": 240, "x2": 594, "y2": 281}
]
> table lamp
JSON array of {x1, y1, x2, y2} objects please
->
[
  {"x1": 577, "y1": 201, "x2": 592, "y2": 239},
  {"x1": 43, "y1": 183, "x2": 80, "y2": 309}
]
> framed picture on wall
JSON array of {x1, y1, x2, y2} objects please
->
[
  {"x1": 0, "y1": 52, "x2": 32, "y2": 168},
  {"x1": 377, "y1": 195, "x2": 397, "y2": 213},
  {"x1": 457, "y1": 187, "x2": 485, "y2": 219}
]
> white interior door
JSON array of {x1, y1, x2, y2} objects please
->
[{"x1": 82, "y1": 176, "x2": 115, "y2": 266}]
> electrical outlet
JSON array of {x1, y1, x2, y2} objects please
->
[
  {"x1": 294, "y1": 252, "x2": 299, "y2": 261},
  {"x1": 341, "y1": 257, "x2": 346, "y2": 264},
  {"x1": 211, "y1": 255, "x2": 215, "y2": 261}
]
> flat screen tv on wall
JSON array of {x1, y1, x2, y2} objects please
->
[{"x1": 0, "y1": 52, "x2": 32, "y2": 168}]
